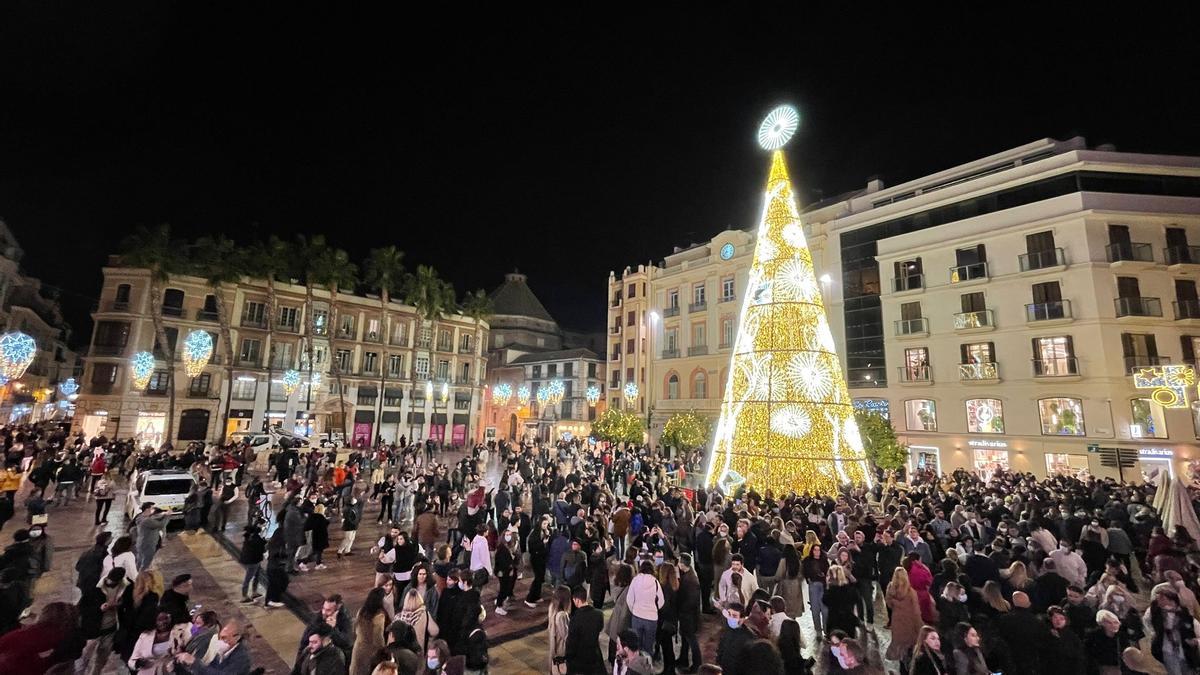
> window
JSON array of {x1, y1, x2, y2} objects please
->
[
  {"x1": 148, "y1": 371, "x2": 171, "y2": 393},
  {"x1": 339, "y1": 314, "x2": 355, "y2": 337},
  {"x1": 587, "y1": 363, "x2": 596, "y2": 378},
  {"x1": 692, "y1": 323, "x2": 706, "y2": 348},
  {"x1": 625, "y1": 367, "x2": 634, "y2": 381},
  {"x1": 189, "y1": 373, "x2": 211, "y2": 396},
  {"x1": 242, "y1": 301, "x2": 266, "y2": 325},
  {"x1": 239, "y1": 339, "x2": 261, "y2": 364},
  {"x1": 272, "y1": 341, "x2": 292, "y2": 369},
  {"x1": 904, "y1": 400, "x2": 937, "y2": 431},
  {"x1": 1022, "y1": 231, "x2": 1060, "y2": 270},
  {"x1": 202, "y1": 295, "x2": 217, "y2": 315},
  {"x1": 460, "y1": 362, "x2": 471, "y2": 382},
  {"x1": 668, "y1": 289, "x2": 679, "y2": 308},
  {"x1": 894, "y1": 258, "x2": 923, "y2": 291},
  {"x1": 312, "y1": 309, "x2": 328, "y2": 335},
  {"x1": 966, "y1": 398, "x2": 1004, "y2": 433},
  {"x1": 162, "y1": 288, "x2": 185, "y2": 316},
  {"x1": 1131, "y1": 398, "x2": 1167, "y2": 439},
  {"x1": 667, "y1": 373, "x2": 680, "y2": 399},
  {"x1": 278, "y1": 306, "x2": 298, "y2": 329},
  {"x1": 626, "y1": 311, "x2": 635, "y2": 327},
  {"x1": 627, "y1": 283, "x2": 636, "y2": 299},
  {"x1": 363, "y1": 352, "x2": 378, "y2": 373},
  {"x1": 384, "y1": 389, "x2": 403, "y2": 406},
  {"x1": 90, "y1": 363, "x2": 118, "y2": 393},
  {"x1": 532, "y1": 365, "x2": 542, "y2": 379},
  {"x1": 721, "y1": 318, "x2": 734, "y2": 347},
  {"x1": 952, "y1": 244, "x2": 987, "y2": 282},
  {"x1": 973, "y1": 449, "x2": 1009, "y2": 479},
  {"x1": 960, "y1": 292, "x2": 986, "y2": 313},
  {"x1": 366, "y1": 318, "x2": 381, "y2": 340},
  {"x1": 155, "y1": 327, "x2": 179, "y2": 357},
  {"x1": 664, "y1": 328, "x2": 678, "y2": 354},
  {"x1": 232, "y1": 378, "x2": 257, "y2": 400},
  {"x1": 418, "y1": 327, "x2": 432, "y2": 348},
  {"x1": 903, "y1": 347, "x2": 928, "y2": 381},
  {"x1": 114, "y1": 284, "x2": 131, "y2": 305},
  {"x1": 960, "y1": 342, "x2": 994, "y2": 364},
  {"x1": 94, "y1": 321, "x2": 131, "y2": 351},
  {"x1": 357, "y1": 387, "x2": 377, "y2": 406},
  {"x1": 459, "y1": 333, "x2": 472, "y2": 352},
  {"x1": 693, "y1": 371, "x2": 707, "y2": 399},
  {"x1": 1039, "y1": 397, "x2": 1085, "y2": 436},
  {"x1": 336, "y1": 349, "x2": 351, "y2": 372},
  {"x1": 1121, "y1": 333, "x2": 1159, "y2": 371},
  {"x1": 693, "y1": 283, "x2": 706, "y2": 305},
  {"x1": 564, "y1": 363, "x2": 573, "y2": 377},
  {"x1": 388, "y1": 354, "x2": 404, "y2": 376},
  {"x1": 1045, "y1": 453, "x2": 1089, "y2": 477},
  {"x1": 437, "y1": 360, "x2": 450, "y2": 379},
  {"x1": 721, "y1": 277, "x2": 735, "y2": 301},
  {"x1": 548, "y1": 364, "x2": 558, "y2": 377},
  {"x1": 1032, "y1": 336, "x2": 1077, "y2": 376},
  {"x1": 437, "y1": 330, "x2": 451, "y2": 350}
]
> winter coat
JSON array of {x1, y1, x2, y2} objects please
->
[
  {"x1": 307, "y1": 513, "x2": 330, "y2": 552},
  {"x1": 348, "y1": 611, "x2": 387, "y2": 675},
  {"x1": 884, "y1": 587, "x2": 922, "y2": 661}
]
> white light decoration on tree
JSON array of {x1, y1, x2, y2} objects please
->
[
  {"x1": 493, "y1": 383, "x2": 513, "y2": 406},
  {"x1": 622, "y1": 381, "x2": 639, "y2": 405},
  {"x1": 585, "y1": 385, "x2": 600, "y2": 406},
  {"x1": 58, "y1": 377, "x2": 79, "y2": 397},
  {"x1": 546, "y1": 379, "x2": 565, "y2": 405},
  {"x1": 181, "y1": 330, "x2": 214, "y2": 378},
  {"x1": 440, "y1": 382, "x2": 449, "y2": 403},
  {"x1": 281, "y1": 369, "x2": 302, "y2": 396},
  {"x1": 0, "y1": 331, "x2": 37, "y2": 380},
  {"x1": 756, "y1": 104, "x2": 800, "y2": 150},
  {"x1": 130, "y1": 351, "x2": 156, "y2": 390},
  {"x1": 517, "y1": 385, "x2": 530, "y2": 407}
]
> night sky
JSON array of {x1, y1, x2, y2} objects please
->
[{"x1": 2, "y1": 7, "x2": 1198, "y2": 345}]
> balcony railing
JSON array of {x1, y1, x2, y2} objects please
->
[
  {"x1": 1033, "y1": 357, "x2": 1079, "y2": 377},
  {"x1": 336, "y1": 328, "x2": 355, "y2": 340},
  {"x1": 894, "y1": 317, "x2": 929, "y2": 336},
  {"x1": 1174, "y1": 299, "x2": 1200, "y2": 320},
  {"x1": 958, "y1": 362, "x2": 999, "y2": 381},
  {"x1": 277, "y1": 321, "x2": 299, "y2": 333},
  {"x1": 1107, "y1": 242, "x2": 1154, "y2": 263},
  {"x1": 364, "y1": 331, "x2": 383, "y2": 343},
  {"x1": 96, "y1": 300, "x2": 131, "y2": 312},
  {"x1": 91, "y1": 344, "x2": 127, "y2": 357},
  {"x1": 610, "y1": 351, "x2": 621, "y2": 360},
  {"x1": 897, "y1": 365, "x2": 932, "y2": 383},
  {"x1": 610, "y1": 296, "x2": 622, "y2": 307},
  {"x1": 145, "y1": 388, "x2": 169, "y2": 397},
  {"x1": 1018, "y1": 247, "x2": 1065, "y2": 272},
  {"x1": 953, "y1": 309, "x2": 994, "y2": 330},
  {"x1": 610, "y1": 325, "x2": 621, "y2": 335},
  {"x1": 893, "y1": 274, "x2": 924, "y2": 292},
  {"x1": 240, "y1": 316, "x2": 268, "y2": 329},
  {"x1": 718, "y1": 341, "x2": 731, "y2": 349},
  {"x1": 415, "y1": 339, "x2": 431, "y2": 349},
  {"x1": 1115, "y1": 296, "x2": 1162, "y2": 318},
  {"x1": 688, "y1": 345, "x2": 708, "y2": 356},
  {"x1": 459, "y1": 345, "x2": 473, "y2": 354},
  {"x1": 1124, "y1": 355, "x2": 1169, "y2": 373},
  {"x1": 161, "y1": 305, "x2": 184, "y2": 318},
  {"x1": 187, "y1": 388, "x2": 210, "y2": 398},
  {"x1": 436, "y1": 342, "x2": 453, "y2": 353},
  {"x1": 390, "y1": 335, "x2": 409, "y2": 347},
  {"x1": 1026, "y1": 300, "x2": 1072, "y2": 322},
  {"x1": 689, "y1": 301, "x2": 707, "y2": 313},
  {"x1": 1165, "y1": 245, "x2": 1200, "y2": 265},
  {"x1": 455, "y1": 376, "x2": 473, "y2": 385},
  {"x1": 661, "y1": 348, "x2": 680, "y2": 359},
  {"x1": 949, "y1": 262, "x2": 988, "y2": 283},
  {"x1": 195, "y1": 309, "x2": 219, "y2": 322},
  {"x1": 663, "y1": 306, "x2": 680, "y2": 318},
  {"x1": 236, "y1": 356, "x2": 262, "y2": 367}
]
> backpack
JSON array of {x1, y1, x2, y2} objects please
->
[{"x1": 465, "y1": 627, "x2": 489, "y2": 670}]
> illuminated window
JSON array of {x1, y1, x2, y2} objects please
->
[
  {"x1": 905, "y1": 399, "x2": 937, "y2": 431},
  {"x1": 1131, "y1": 398, "x2": 1167, "y2": 439},
  {"x1": 973, "y1": 448, "x2": 1009, "y2": 478},
  {"x1": 966, "y1": 398, "x2": 1004, "y2": 433},
  {"x1": 1038, "y1": 397, "x2": 1085, "y2": 436},
  {"x1": 1045, "y1": 453, "x2": 1089, "y2": 477}
]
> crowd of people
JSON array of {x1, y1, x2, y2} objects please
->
[{"x1": 3, "y1": 420, "x2": 1200, "y2": 675}]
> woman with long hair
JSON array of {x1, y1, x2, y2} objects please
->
[
  {"x1": 657, "y1": 562, "x2": 681, "y2": 674},
  {"x1": 350, "y1": 587, "x2": 389, "y2": 675},
  {"x1": 102, "y1": 535, "x2": 138, "y2": 582},
  {"x1": 1000, "y1": 560, "x2": 1033, "y2": 600},
  {"x1": 802, "y1": 543, "x2": 830, "y2": 635},
  {"x1": 605, "y1": 563, "x2": 635, "y2": 665},
  {"x1": 935, "y1": 581, "x2": 970, "y2": 634},
  {"x1": 418, "y1": 638, "x2": 462, "y2": 675},
  {"x1": 884, "y1": 566, "x2": 922, "y2": 665},
  {"x1": 802, "y1": 530, "x2": 820, "y2": 559},
  {"x1": 548, "y1": 585, "x2": 571, "y2": 674},
  {"x1": 777, "y1": 543, "x2": 805, "y2": 617},
  {"x1": 712, "y1": 522, "x2": 734, "y2": 600},
  {"x1": 909, "y1": 625, "x2": 946, "y2": 675},
  {"x1": 951, "y1": 622, "x2": 989, "y2": 675},
  {"x1": 977, "y1": 580, "x2": 1010, "y2": 625},
  {"x1": 398, "y1": 588, "x2": 440, "y2": 655},
  {"x1": 494, "y1": 526, "x2": 519, "y2": 615},
  {"x1": 904, "y1": 552, "x2": 938, "y2": 625},
  {"x1": 777, "y1": 616, "x2": 808, "y2": 675},
  {"x1": 408, "y1": 562, "x2": 439, "y2": 620},
  {"x1": 524, "y1": 515, "x2": 552, "y2": 606},
  {"x1": 117, "y1": 570, "x2": 163, "y2": 664},
  {"x1": 823, "y1": 564, "x2": 861, "y2": 639}
]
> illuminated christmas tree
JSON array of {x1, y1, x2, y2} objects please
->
[{"x1": 705, "y1": 105, "x2": 870, "y2": 496}]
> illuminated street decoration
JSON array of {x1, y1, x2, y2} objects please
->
[
  {"x1": 706, "y1": 107, "x2": 869, "y2": 496},
  {"x1": 0, "y1": 331, "x2": 37, "y2": 380},
  {"x1": 622, "y1": 381, "x2": 639, "y2": 405},
  {"x1": 59, "y1": 377, "x2": 79, "y2": 397},
  {"x1": 181, "y1": 330, "x2": 214, "y2": 378},
  {"x1": 130, "y1": 351, "x2": 156, "y2": 390},
  {"x1": 310, "y1": 372, "x2": 322, "y2": 388},
  {"x1": 585, "y1": 385, "x2": 600, "y2": 406},
  {"x1": 493, "y1": 383, "x2": 513, "y2": 406},
  {"x1": 536, "y1": 387, "x2": 549, "y2": 404},
  {"x1": 0, "y1": 375, "x2": 8, "y2": 387},
  {"x1": 440, "y1": 382, "x2": 449, "y2": 403},
  {"x1": 425, "y1": 380, "x2": 433, "y2": 400},
  {"x1": 546, "y1": 379, "x2": 565, "y2": 405},
  {"x1": 281, "y1": 369, "x2": 302, "y2": 396},
  {"x1": 1133, "y1": 364, "x2": 1195, "y2": 408},
  {"x1": 517, "y1": 385, "x2": 530, "y2": 407}
]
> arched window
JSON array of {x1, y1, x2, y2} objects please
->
[
  {"x1": 667, "y1": 373, "x2": 680, "y2": 400},
  {"x1": 693, "y1": 371, "x2": 707, "y2": 399},
  {"x1": 965, "y1": 398, "x2": 1004, "y2": 433}
]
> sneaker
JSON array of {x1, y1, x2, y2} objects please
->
[
  {"x1": 494, "y1": 606, "x2": 508, "y2": 616},
  {"x1": 241, "y1": 596, "x2": 254, "y2": 604},
  {"x1": 298, "y1": 563, "x2": 309, "y2": 572},
  {"x1": 315, "y1": 564, "x2": 327, "y2": 570},
  {"x1": 524, "y1": 600, "x2": 538, "y2": 608},
  {"x1": 251, "y1": 593, "x2": 263, "y2": 599},
  {"x1": 266, "y1": 601, "x2": 285, "y2": 608}
]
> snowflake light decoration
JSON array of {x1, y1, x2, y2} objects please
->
[
  {"x1": 58, "y1": 377, "x2": 79, "y2": 397},
  {"x1": 517, "y1": 385, "x2": 531, "y2": 407},
  {"x1": 281, "y1": 369, "x2": 302, "y2": 396},
  {"x1": 546, "y1": 379, "x2": 565, "y2": 405},
  {"x1": 130, "y1": 351, "x2": 156, "y2": 390},
  {"x1": 585, "y1": 385, "x2": 600, "y2": 406},
  {"x1": 770, "y1": 404, "x2": 812, "y2": 438},
  {"x1": 622, "y1": 381, "x2": 638, "y2": 405},
  {"x1": 536, "y1": 386, "x2": 549, "y2": 404},
  {"x1": 493, "y1": 383, "x2": 513, "y2": 406},
  {"x1": 181, "y1": 330, "x2": 214, "y2": 378},
  {"x1": 0, "y1": 331, "x2": 37, "y2": 380},
  {"x1": 787, "y1": 352, "x2": 834, "y2": 399},
  {"x1": 757, "y1": 105, "x2": 800, "y2": 150}
]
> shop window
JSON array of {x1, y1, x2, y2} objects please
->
[
  {"x1": 667, "y1": 373, "x2": 679, "y2": 399},
  {"x1": 904, "y1": 399, "x2": 937, "y2": 431},
  {"x1": 965, "y1": 398, "x2": 1004, "y2": 433},
  {"x1": 1038, "y1": 397, "x2": 1085, "y2": 436},
  {"x1": 973, "y1": 448, "x2": 1009, "y2": 479},
  {"x1": 1130, "y1": 398, "x2": 1167, "y2": 439},
  {"x1": 1045, "y1": 453, "x2": 1089, "y2": 477}
]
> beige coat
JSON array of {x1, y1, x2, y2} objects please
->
[{"x1": 349, "y1": 611, "x2": 387, "y2": 675}]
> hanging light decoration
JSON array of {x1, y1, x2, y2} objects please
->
[
  {"x1": 281, "y1": 369, "x2": 302, "y2": 396},
  {"x1": 441, "y1": 382, "x2": 449, "y2": 403},
  {"x1": 493, "y1": 383, "x2": 513, "y2": 406},
  {"x1": 517, "y1": 385, "x2": 530, "y2": 407},
  {"x1": 0, "y1": 374, "x2": 9, "y2": 387},
  {"x1": 585, "y1": 385, "x2": 600, "y2": 407},
  {"x1": 623, "y1": 381, "x2": 639, "y2": 405},
  {"x1": 58, "y1": 377, "x2": 80, "y2": 398},
  {"x1": 536, "y1": 387, "x2": 549, "y2": 404},
  {"x1": 0, "y1": 331, "x2": 37, "y2": 381},
  {"x1": 546, "y1": 379, "x2": 565, "y2": 405},
  {"x1": 181, "y1": 330, "x2": 214, "y2": 378},
  {"x1": 425, "y1": 380, "x2": 434, "y2": 400},
  {"x1": 130, "y1": 351, "x2": 156, "y2": 390}
]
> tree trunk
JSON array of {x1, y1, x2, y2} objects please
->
[
  {"x1": 304, "y1": 284, "x2": 315, "y2": 421},
  {"x1": 148, "y1": 277, "x2": 177, "y2": 448},
  {"x1": 265, "y1": 279, "x2": 277, "y2": 435},
  {"x1": 376, "y1": 291, "x2": 387, "y2": 446},
  {"x1": 214, "y1": 283, "x2": 236, "y2": 445},
  {"x1": 329, "y1": 286, "x2": 349, "y2": 443}
]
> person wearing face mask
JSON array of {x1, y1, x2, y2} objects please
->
[
  {"x1": 716, "y1": 602, "x2": 754, "y2": 675},
  {"x1": 493, "y1": 526, "x2": 519, "y2": 615},
  {"x1": 181, "y1": 611, "x2": 222, "y2": 672},
  {"x1": 935, "y1": 581, "x2": 970, "y2": 634},
  {"x1": 79, "y1": 567, "x2": 130, "y2": 675},
  {"x1": 1099, "y1": 584, "x2": 1146, "y2": 644},
  {"x1": 420, "y1": 639, "x2": 463, "y2": 675}
]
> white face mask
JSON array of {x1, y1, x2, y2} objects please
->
[{"x1": 213, "y1": 639, "x2": 231, "y2": 656}]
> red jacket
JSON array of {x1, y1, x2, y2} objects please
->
[{"x1": 89, "y1": 456, "x2": 106, "y2": 475}]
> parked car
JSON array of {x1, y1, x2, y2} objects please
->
[
  {"x1": 126, "y1": 469, "x2": 196, "y2": 520},
  {"x1": 318, "y1": 432, "x2": 345, "y2": 448}
]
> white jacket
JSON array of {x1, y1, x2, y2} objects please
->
[
  {"x1": 625, "y1": 572, "x2": 664, "y2": 621},
  {"x1": 1051, "y1": 548, "x2": 1088, "y2": 588}
]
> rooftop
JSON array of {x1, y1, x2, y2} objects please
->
[
  {"x1": 508, "y1": 347, "x2": 601, "y2": 365},
  {"x1": 488, "y1": 271, "x2": 555, "y2": 322}
]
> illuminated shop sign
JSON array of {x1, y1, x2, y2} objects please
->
[
  {"x1": 968, "y1": 439, "x2": 1008, "y2": 449},
  {"x1": 1138, "y1": 447, "x2": 1174, "y2": 458}
]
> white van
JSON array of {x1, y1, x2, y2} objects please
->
[{"x1": 126, "y1": 469, "x2": 197, "y2": 520}]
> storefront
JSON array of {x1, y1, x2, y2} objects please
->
[
  {"x1": 451, "y1": 413, "x2": 469, "y2": 447},
  {"x1": 135, "y1": 411, "x2": 166, "y2": 447},
  {"x1": 353, "y1": 410, "x2": 375, "y2": 448},
  {"x1": 968, "y1": 439, "x2": 1010, "y2": 479},
  {"x1": 81, "y1": 410, "x2": 109, "y2": 439},
  {"x1": 227, "y1": 409, "x2": 254, "y2": 437},
  {"x1": 430, "y1": 413, "x2": 447, "y2": 445},
  {"x1": 1137, "y1": 447, "x2": 1175, "y2": 485},
  {"x1": 380, "y1": 411, "x2": 402, "y2": 444},
  {"x1": 909, "y1": 445, "x2": 940, "y2": 474}
]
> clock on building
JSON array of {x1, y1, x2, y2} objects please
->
[{"x1": 720, "y1": 243, "x2": 734, "y2": 260}]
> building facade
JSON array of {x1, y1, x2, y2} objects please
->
[{"x1": 74, "y1": 260, "x2": 488, "y2": 447}]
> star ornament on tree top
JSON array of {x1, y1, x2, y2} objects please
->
[{"x1": 757, "y1": 105, "x2": 800, "y2": 150}]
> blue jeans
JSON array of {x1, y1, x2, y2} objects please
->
[
  {"x1": 807, "y1": 581, "x2": 827, "y2": 635},
  {"x1": 242, "y1": 563, "x2": 261, "y2": 597},
  {"x1": 631, "y1": 615, "x2": 657, "y2": 656}
]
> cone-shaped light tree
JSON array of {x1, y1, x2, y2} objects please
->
[{"x1": 705, "y1": 105, "x2": 870, "y2": 496}]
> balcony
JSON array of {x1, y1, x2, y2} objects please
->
[
  {"x1": 958, "y1": 362, "x2": 999, "y2": 382},
  {"x1": 336, "y1": 328, "x2": 355, "y2": 340},
  {"x1": 90, "y1": 344, "x2": 127, "y2": 357},
  {"x1": 663, "y1": 306, "x2": 680, "y2": 318},
  {"x1": 1165, "y1": 245, "x2": 1200, "y2": 266},
  {"x1": 161, "y1": 305, "x2": 185, "y2": 318},
  {"x1": 661, "y1": 348, "x2": 680, "y2": 359},
  {"x1": 98, "y1": 300, "x2": 130, "y2": 313},
  {"x1": 236, "y1": 356, "x2": 262, "y2": 368},
  {"x1": 610, "y1": 296, "x2": 622, "y2": 308},
  {"x1": 1018, "y1": 247, "x2": 1065, "y2": 272},
  {"x1": 610, "y1": 351, "x2": 622, "y2": 361},
  {"x1": 194, "y1": 309, "x2": 219, "y2": 322},
  {"x1": 1124, "y1": 355, "x2": 1169, "y2": 374},
  {"x1": 145, "y1": 388, "x2": 169, "y2": 397},
  {"x1": 360, "y1": 367, "x2": 381, "y2": 377},
  {"x1": 1107, "y1": 242, "x2": 1154, "y2": 264},
  {"x1": 1033, "y1": 357, "x2": 1080, "y2": 378},
  {"x1": 610, "y1": 325, "x2": 622, "y2": 335},
  {"x1": 436, "y1": 342, "x2": 453, "y2": 353},
  {"x1": 1115, "y1": 296, "x2": 1162, "y2": 318},
  {"x1": 949, "y1": 262, "x2": 988, "y2": 284},
  {"x1": 240, "y1": 316, "x2": 268, "y2": 329},
  {"x1": 894, "y1": 317, "x2": 929, "y2": 338},
  {"x1": 1026, "y1": 300, "x2": 1072, "y2": 323},
  {"x1": 953, "y1": 309, "x2": 994, "y2": 331},
  {"x1": 1174, "y1": 299, "x2": 1200, "y2": 321},
  {"x1": 892, "y1": 274, "x2": 924, "y2": 293},
  {"x1": 455, "y1": 376, "x2": 473, "y2": 385},
  {"x1": 415, "y1": 339, "x2": 431, "y2": 349},
  {"x1": 364, "y1": 331, "x2": 383, "y2": 343},
  {"x1": 897, "y1": 365, "x2": 932, "y2": 384},
  {"x1": 459, "y1": 345, "x2": 473, "y2": 355},
  {"x1": 688, "y1": 345, "x2": 708, "y2": 357},
  {"x1": 187, "y1": 388, "x2": 210, "y2": 398},
  {"x1": 277, "y1": 321, "x2": 299, "y2": 334},
  {"x1": 390, "y1": 335, "x2": 409, "y2": 347},
  {"x1": 689, "y1": 301, "x2": 707, "y2": 313},
  {"x1": 718, "y1": 341, "x2": 732, "y2": 349}
]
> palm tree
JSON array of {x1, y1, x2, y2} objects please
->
[
  {"x1": 460, "y1": 288, "x2": 493, "y2": 359},
  {"x1": 364, "y1": 246, "x2": 405, "y2": 440},
  {"x1": 120, "y1": 224, "x2": 184, "y2": 446},
  {"x1": 247, "y1": 236, "x2": 291, "y2": 434},
  {"x1": 310, "y1": 246, "x2": 357, "y2": 442},
  {"x1": 192, "y1": 235, "x2": 247, "y2": 444},
  {"x1": 293, "y1": 234, "x2": 328, "y2": 433},
  {"x1": 403, "y1": 265, "x2": 455, "y2": 443}
]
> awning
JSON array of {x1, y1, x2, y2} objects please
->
[
  {"x1": 384, "y1": 387, "x2": 404, "y2": 400},
  {"x1": 357, "y1": 385, "x2": 378, "y2": 396},
  {"x1": 455, "y1": 392, "x2": 472, "y2": 402},
  {"x1": 453, "y1": 414, "x2": 470, "y2": 425},
  {"x1": 431, "y1": 413, "x2": 447, "y2": 425},
  {"x1": 231, "y1": 409, "x2": 253, "y2": 419},
  {"x1": 407, "y1": 412, "x2": 426, "y2": 424},
  {"x1": 381, "y1": 411, "x2": 401, "y2": 423},
  {"x1": 354, "y1": 410, "x2": 375, "y2": 423}
]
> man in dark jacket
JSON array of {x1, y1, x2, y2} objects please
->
[
  {"x1": 176, "y1": 619, "x2": 254, "y2": 675},
  {"x1": 851, "y1": 530, "x2": 878, "y2": 624},
  {"x1": 993, "y1": 592, "x2": 1050, "y2": 675},
  {"x1": 875, "y1": 530, "x2": 904, "y2": 599},
  {"x1": 564, "y1": 585, "x2": 604, "y2": 674},
  {"x1": 283, "y1": 498, "x2": 306, "y2": 573},
  {"x1": 292, "y1": 595, "x2": 353, "y2": 674},
  {"x1": 693, "y1": 520, "x2": 716, "y2": 614},
  {"x1": 296, "y1": 624, "x2": 346, "y2": 675},
  {"x1": 676, "y1": 554, "x2": 703, "y2": 673},
  {"x1": 560, "y1": 539, "x2": 588, "y2": 589},
  {"x1": 159, "y1": 573, "x2": 194, "y2": 626},
  {"x1": 1031, "y1": 558, "x2": 1069, "y2": 612},
  {"x1": 75, "y1": 532, "x2": 112, "y2": 597},
  {"x1": 449, "y1": 570, "x2": 485, "y2": 656},
  {"x1": 734, "y1": 519, "x2": 758, "y2": 573},
  {"x1": 436, "y1": 568, "x2": 463, "y2": 634},
  {"x1": 716, "y1": 602, "x2": 755, "y2": 675}
]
